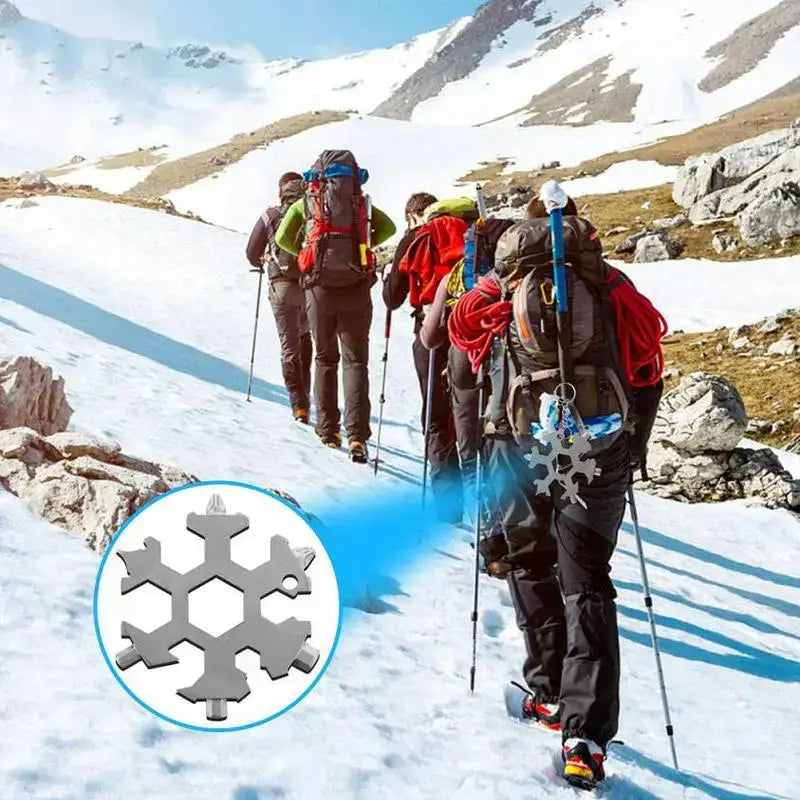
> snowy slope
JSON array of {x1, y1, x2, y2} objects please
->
[
  {"x1": 1, "y1": 196, "x2": 799, "y2": 798},
  {"x1": 0, "y1": 5, "x2": 466, "y2": 173},
  {"x1": 385, "y1": 0, "x2": 800, "y2": 127},
  {"x1": 167, "y1": 116, "x2": 693, "y2": 234}
]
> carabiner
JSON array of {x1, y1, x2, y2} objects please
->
[{"x1": 540, "y1": 280, "x2": 555, "y2": 306}]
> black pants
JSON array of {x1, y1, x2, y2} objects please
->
[
  {"x1": 488, "y1": 435, "x2": 629, "y2": 748},
  {"x1": 307, "y1": 281, "x2": 372, "y2": 442},
  {"x1": 268, "y1": 280, "x2": 312, "y2": 414},
  {"x1": 412, "y1": 332, "x2": 462, "y2": 523},
  {"x1": 448, "y1": 346, "x2": 480, "y2": 464}
]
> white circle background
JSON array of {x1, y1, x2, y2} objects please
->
[{"x1": 95, "y1": 483, "x2": 340, "y2": 729}]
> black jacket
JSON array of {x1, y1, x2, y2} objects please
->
[{"x1": 382, "y1": 227, "x2": 420, "y2": 311}]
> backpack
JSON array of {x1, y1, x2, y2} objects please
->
[
  {"x1": 298, "y1": 150, "x2": 373, "y2": 288},
  {"x1": 496, "y1": 216, "x2": 632, "y2": 451},
  {"x1": 262, "y1": 180, "x2": 305, "y2": 281},
  {"x1": 423, "y1": 197, "x2": 478, "y2": 224}
]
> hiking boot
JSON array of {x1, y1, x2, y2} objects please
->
[
  {"x1": 521, "y1": 693, "x2": 561, "y2": 733},
  {"x1": 320, "y1": 432, "x2": 342, "y2": 449},
  {"x1": 294, "y1": 408, "x2": 309, "y2": 425},
  {"x1": 348, "y1": 440, "x2": 368, "y2": 464},
  {"x1": 562, "y1": 738, "x2": 605, "y2": 790}
]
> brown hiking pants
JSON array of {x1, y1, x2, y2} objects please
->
[
  {"x1": 268, "y1": 279, "x2": 312, "y2": 414},
  {"x1": 306, "y1": 280, "x2": 372, "y2": 442}
]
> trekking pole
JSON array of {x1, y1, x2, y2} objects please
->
[
  {"x1": 469, "y1": 360, "x2": 486, "y2": 693},
  {"x1": 373, "y1": 308, "x2": 392, "y2": 476},
  {"x1": 246, "y1": 268, "x2": 265, "y2": 403},
  {"x1": 628, "y1": 484, "x2": 680, "y2": 770},
  {"x1": 421, "y1": 347, "x2": 436, "y2": 508}
]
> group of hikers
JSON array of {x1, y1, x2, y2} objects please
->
[{"x1": 245, "y1": 149, "x2": 668, "y2": 790}]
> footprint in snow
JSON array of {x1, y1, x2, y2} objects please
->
[{"x1": 482, "y1": 608, "x2": 505, "y2": 638}]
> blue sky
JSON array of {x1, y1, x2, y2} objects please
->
[{"x1": 17, "y1": 0, "x2": 482, "y2": 58}]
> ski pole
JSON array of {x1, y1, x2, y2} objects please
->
[
  {"x1": 469, "y1": 360, "x2": 486, "y2": 693},
  {"x1": 373, "y1": 308, "x2": 392, "y2": 476},
  {"x1": 246, "y1": 268, "x2": 265, "y2": 403},
  {"x1": 421, "y1": 347, "x2": 436, "y2": 508},
  {"x1": 628, "y1": 485, "x2": 679, "y2": 770}
]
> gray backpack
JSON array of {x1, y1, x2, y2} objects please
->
[{"x1": 298, "y1": 150, "x2": 373, "y2": 288}]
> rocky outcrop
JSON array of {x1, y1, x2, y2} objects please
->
[
  {"x1": 16, "y1": 172, "x2": 59, "y2": 192},
  {"x1": 673, "y1": 121, "x2": 800, "y2": 246},
  {"x1": 640, "y1": 373, "x2": 800, "y2": 511},
  {"x1": 0, "y1": 356, "x2": 73, "y2": 435},
  {"x1": 0, "y1": 357, "x2": 196, "y2": 552},
  {"x1": 634, "y1": 232, "x2": 684, "y2": 262},
  {"x1": 0, "y1": 1, "x2": 21, "y2": 27},
  {"x1": 372, "y1": 0, "x2": 544, "y2": 120}
]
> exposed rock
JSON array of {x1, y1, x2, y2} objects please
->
[
  {"x1": 16, "y1": 172, "x2": 58, "y2": 191},
  {"x1": 651, "y1": 373, "x2": 747, "y2": 453},
  {"x1": 0, "y1": 357, "x2": 73, "y2": 435},
  {"x1": 746, "y1": 419, "x2": 772, "y2": 435},
  {"x1": 69, "y1": 155, "x2": 86, "y2": 165},
  {"x1": 728, "y1": 324, "x2": 751, "y2": 341},
  {"x1": 767, "y1": 335, "x2": 798, "y2": 357},
  {"x1": 652, "y1": 213, "x2": 689, "y2": 230},
  {"x1": 634, "y1": 232, "x2": 684, "y2": 262},
  {"x1": 605, "y1": 225, "x2": 629, "y2": 237},
  {"x1": 0, "y1": 357, "x2": 196, "y2": 551},
  {"x1": 0, "y1": 426, "x2": 196, "y2": 552},
  {"x1": 614, "y1": 230, "x2": 648, "y2": 255},
  {"x1": 759, "y1": 318, "x2": 781, "y2": 335},
  {"x1": 730, "y1": 336, "x2": 750, "y2": 351},
  {"x1": 739, "y1": 181, "x2": 800, "y2": 246},
  {"x1": 0, "y1": 1, "x2": 22, "y2": 26},
  {"x1": 674, "y1": 124, "x2": 800, "y2": 208},
  {"x1": 3, "y1": 197, "x2": 39, "y2": 209},
  {"x1": 712, "y1": 231, "x2": 739, "y2": 254},
  {"x1": 787, "y1": 435, "x2": 800, "y2": 454},
  {"x1": 641, "y1": 373, "x2": 799, "y2": 510},
  {"x1": 674, "y1": 121, "x2": 800, "y2": 246}
]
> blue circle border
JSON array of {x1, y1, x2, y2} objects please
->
[{"x1": 93, "y1": 479, "x2": 343, "y2": 733}]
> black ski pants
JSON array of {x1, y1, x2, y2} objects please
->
[
  {"x1": 307, "y1": 280, "x2": 372, "y2": 443},
  {"x1": 413, "y1": 331, "x2": 462, "y2": 523},
  {"x1": 488, "y1": 434, "x2": 630, "y2": 748},
  {"x1": 268, "y1": 279, "x2": 312, "y2": 414}
]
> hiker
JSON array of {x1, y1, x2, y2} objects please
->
[
  {"x1": 275, "y1": 150, "x2": 396, "y2": 463},
  {"x1": 448, "y1": 192, "x2": 665, "y2": 789},
  {"x1": 419, "y1": 216, "x2": 517, "y2": 527},
  {"x1": 383, "y1": 192, "x2": 467, "y2": 524},
  {"x1": 245, "y1": 171, "x2": 312, "y2": 423}
]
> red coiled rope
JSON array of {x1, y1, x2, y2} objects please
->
[
  {"x1": 448, "y1": 277, "x2": 512, "y2": 373},
  {"x1": 607, "y1": 268, "x2": 668, "y2": 387},
  {"x1": 449, "y1": 269, "x2": 668, "y2": 385}
]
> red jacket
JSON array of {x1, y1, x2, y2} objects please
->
[{"x1": 398, "y1": 216, "x2": 468, "y2": 308}]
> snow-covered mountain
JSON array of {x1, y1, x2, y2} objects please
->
[
  {"x1": 375, "y1": 0, "x2": 800, "y2": 125},
  {"x1": 0, "y1": 1, "x2": 467, "y2": 172},
  {"x1": 2, "y1": 0, "x2": 799, "y2": 175}
]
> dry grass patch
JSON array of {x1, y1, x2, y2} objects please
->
[
  {"x1": 663, "y1": 313, "x2": 800, "y2": 448},
  {"x1": 124, "y1": 110, "x2": 349, "y2": 201},
  {"x1": 0, "y1": 178, "x2": 204, "y2": 222},
  {"x1": 98, "y1": 147, "x2": 168, "y2": 170},
  {"x1": 577, "y1": 183, "x2": 800, "y2": 262}
]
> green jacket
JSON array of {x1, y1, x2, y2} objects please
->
[{"x1": 275, "y1": 199, "x2": 396, "y2": 257}]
